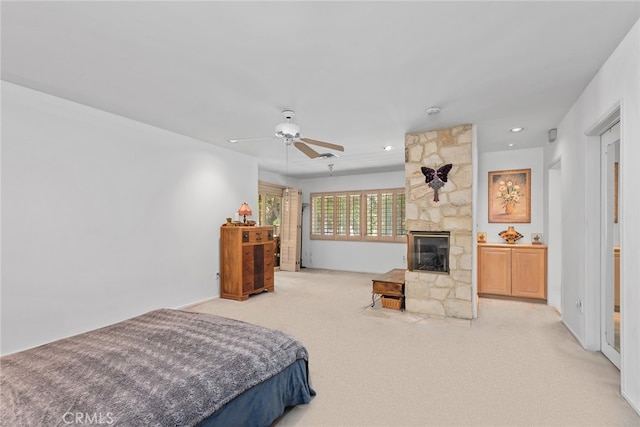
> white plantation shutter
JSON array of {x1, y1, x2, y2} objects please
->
[
  {"x1": 309, "y1": 188, "x2": 404, "y2": 242},
  {"x1": 280, "y1": 187, "x2": 302, "y2": 271}
]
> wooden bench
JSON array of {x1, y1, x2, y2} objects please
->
[{"x1": 371, "y1": 268, "x2": 406, "y2": 310}]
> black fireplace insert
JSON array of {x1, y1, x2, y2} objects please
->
[{"x1": 407, "y1": 231, "x2": 450, "y2": 273}]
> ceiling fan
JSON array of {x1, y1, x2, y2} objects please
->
[{"x1": 228, "y1": 110, "x2": 345, "y2": 159}]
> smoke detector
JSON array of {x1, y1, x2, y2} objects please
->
[{"x1": 426, "y1": 106, "x2": 441, "y2": 116}]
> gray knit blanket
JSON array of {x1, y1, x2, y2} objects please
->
[{"x1": 1, "y1": 309, "x2": 309, "y2": 426}]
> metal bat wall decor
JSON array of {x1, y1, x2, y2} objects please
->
[{"x1": 421, "y1": 164, "x2": 453, "y2": 202}]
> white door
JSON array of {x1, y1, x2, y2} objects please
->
[
  {"x1": 280, "y1": 187, "x2": 302, "y2": 271},
  {"x1": 600, "y1": 121, "x2": 621, "y2": 368}
]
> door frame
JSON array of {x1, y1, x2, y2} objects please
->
[
  {"x1": 547, "y1": 159, "x2": 562, "y2": 312},
  {"x1": 600, "y1": 121, "x2": 621, "y2": 368},
  {"x1": 584, "y1": 103, "x2": 621, "y2": 362}
]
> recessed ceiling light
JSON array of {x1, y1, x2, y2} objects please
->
[
  {"x1": 228, "y1": 139, "x2": 239, "y2": 143},
  {"x1": 426, "y1": 106, "x2": 441, "y2": 116},
  {"x1": 507, "y1": 143, "x2": 514, "y2": 147},
  {"x1": 510, "y1": 127, "x2": 525, "y2": 133},
  {"x1": 383, "y1": 145, "x2": 394, "y2": 151}
]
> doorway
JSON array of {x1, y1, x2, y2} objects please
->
[
  {"x1": 600, "y1": 121, "x2": 621, "y2": 368},
  {"x1": 258, "y1": 181, "x2": 285, "y2": 269}
]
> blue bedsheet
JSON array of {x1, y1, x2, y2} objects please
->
[{"x1": 198, "y1": 358, "x2": 315, "y2": 427}]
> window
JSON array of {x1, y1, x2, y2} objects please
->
[
  {"x1": 349, "y1": 194, "x2": 361, "y2": 238},
  {"x1": 336, "y1": 195, "x2": 347, "y2": 237},
  {"x1": 311, "y1": 195, "x2": 323, "y2": 235},
  {"x1": 380, "y1": 192, "x2": 394, "y2": 237},
  {"x1": 323, "y1": 195, "x2": 334, "y2": 235},
  {"x1": 395, "y1": 193, "x2": 406, "y2": 237},
  {"x1": 258, "y1": 181, "x2": 284, "y2": 236},
  {"x1": 310, "y1": 188, "x2": 405, "y2": 242}
]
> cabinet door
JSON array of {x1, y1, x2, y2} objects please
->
[
  {"x1": 478, "y1": 246, "x2": 511, "y2": 296},
  {"x1": 511, "y1": 248, "x2": 546, "y2": 299}
]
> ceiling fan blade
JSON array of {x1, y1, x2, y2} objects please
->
[
  {"x1": 294, "y1": 141, "x2": 320, "y2": 159},
  {"x1": 227, "y1": 137, "x2": 274, "y2": 143},
  {"x1": 300, "y1": 138, "x2": 344, "y2": 152}
]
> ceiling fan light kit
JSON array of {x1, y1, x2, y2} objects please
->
[{"x1": 274, "y1": 122, "x2": 301, "y2": 140}]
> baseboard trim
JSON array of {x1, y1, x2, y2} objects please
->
[
  {"x1": 178, "y1": 296, "x2": 219, "y2": 310},
  {"x1": 561, "y1": 318, "x2": 587, "y2": 348},
  {"x1": 621, "y1": 389, "x2": 640, "y2": 417}
]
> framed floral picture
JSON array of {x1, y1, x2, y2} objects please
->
[{"x1": 488, "y1": 168, "x2": 531, "y2": 223}]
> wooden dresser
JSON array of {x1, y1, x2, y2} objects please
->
[
  {"x1": 477, "y1": 243, "x2": 547, "y2": 300},
  {"x1": 220, "y1": 226, "x2": 275, "y2": 301}
]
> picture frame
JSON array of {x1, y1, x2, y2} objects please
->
[{"x1": 488, "y1": 168, "x2": 531, "y2": 223}]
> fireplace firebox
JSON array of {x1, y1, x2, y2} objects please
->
[{"x1": 407, "y1": 231, "x2": 450, "y2": 273}]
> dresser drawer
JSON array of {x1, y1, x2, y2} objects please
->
[
  {"x1": 242, "y1": 262, "x2": 255, "y2": 277},
  {"x1": 372, "y1": 281, "x2": 404, "y2": 296},
  {"x1": 242, "y1": 274, "x2": 254, "y2": 292},
  {"x1": 263, "y1": 243, "x2": 275, "y2": 259},
  {"x1": 242, "y1": 243, "x2": 273, "y2": 260},
  {"x1": 263, "y1": 271, "x2": 274, "y2": 287},
  {"x1": 242, "y1": 229, "x2": 274, "y2": 243},
  {"x1": 242, "y1": 247, "x2": 254, "y2": 260}
]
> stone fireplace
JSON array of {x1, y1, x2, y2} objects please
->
[{"x1": 404, "y1": 124, "x2": 473, "y2": 319}]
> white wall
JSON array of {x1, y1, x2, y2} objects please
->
[
  {"x1": 1, "y1": 82, "x2": 258, "y2": 355},
  {"x1": 299, "y1": 170, "x2": 406, "y2": 273},
  {"x1": 546, "y1": 20, "x2": 639, "y2": 414}
]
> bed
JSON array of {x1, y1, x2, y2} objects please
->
[{"x1": 0, "y1": 309, "x2": 315, "y2": 426}]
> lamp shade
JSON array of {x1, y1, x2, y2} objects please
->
[{"x1": 237, "y1": 203, "x2": 252, "y2": 217}]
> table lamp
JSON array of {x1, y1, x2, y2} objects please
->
[{"x1": 237, "y1": 203, "x2": 252, "y2": 224}]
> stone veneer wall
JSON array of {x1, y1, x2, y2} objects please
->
[{"x1": 404, "y1": 124, "x2": 473, "y2": 319}]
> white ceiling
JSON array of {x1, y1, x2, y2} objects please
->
[{"x1": 2, "y1": 1, "x2": 638, "y2": 178}]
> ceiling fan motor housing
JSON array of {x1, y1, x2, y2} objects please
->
[{"x1": 275, "y1": 122, "x2": 301, "y2": 140}]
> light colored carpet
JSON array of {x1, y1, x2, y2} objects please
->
[{"x1": 187, "y1": 269, "x2": 639, "y2": 427}]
